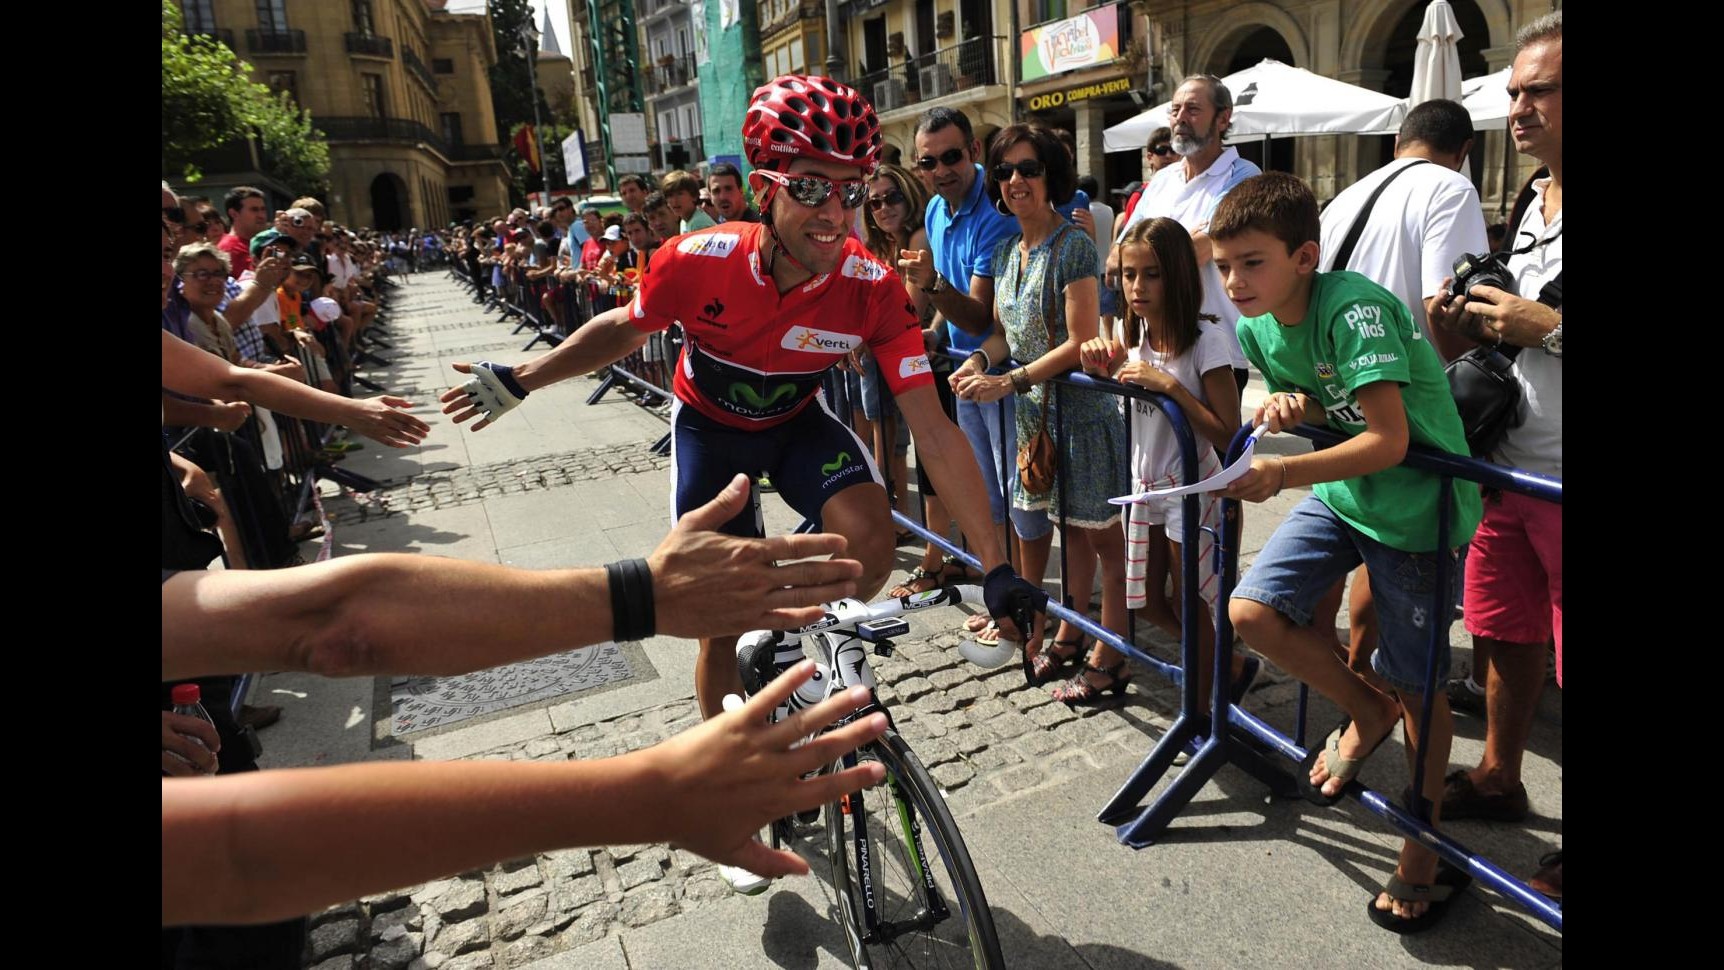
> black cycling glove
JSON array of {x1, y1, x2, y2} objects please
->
[{"x1": 983, "y1": 563, "x2": 1047, "y2": 637}]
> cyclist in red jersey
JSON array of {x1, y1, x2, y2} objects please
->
[{"x1": 441, "y1": 76, "x2": 1044, "y2": 739}]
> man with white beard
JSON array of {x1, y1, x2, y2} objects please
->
[{"x1": 1108, "y1": 74, "x2": 1258, "y2": 392}]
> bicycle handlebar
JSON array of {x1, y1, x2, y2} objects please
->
[{"x1": 760, "y1": 584, "x2": 1017, "y2": 669}]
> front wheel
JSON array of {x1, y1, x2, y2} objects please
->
[{"x1": 825, "y1": 730, "x2": 1004, "y2": 969}]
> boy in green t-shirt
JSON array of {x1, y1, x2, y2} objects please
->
[{"x1": 1211, "y1": 173, "x2": 1482, "y2": 934}]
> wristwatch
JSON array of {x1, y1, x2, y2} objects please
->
[
  {"x1": 1541, "y1": 320, "x2": 1562, "y2": 358},
  {"x1": 927, "y1": 272, "x2": 948, "y2": 295}
]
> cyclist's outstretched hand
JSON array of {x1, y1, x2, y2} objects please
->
[
  {"x1": 983, "y1": 563, "x2": 1048, "y2": 645},
  {"x1": 651, "y1": 474, "x2": 864, "y2": 636},
  {"x1": 645, "y1": 661, "x2": 887, "y2": 877},
  {"x1": 441, "y1": 360, "x2": 528, "y2": 431}
]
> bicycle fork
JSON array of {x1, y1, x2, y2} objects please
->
[{"x1": 848, "y1": 756, "x2": 951, "y2": 947}]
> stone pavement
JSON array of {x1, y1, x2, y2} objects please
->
[{"x1": 258, "y1": 269, "x2": 1563, "y2": 969}]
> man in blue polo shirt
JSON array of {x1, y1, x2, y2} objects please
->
[{"x1": 898, "y1": 107, "x2": 1020, "y2": 637}]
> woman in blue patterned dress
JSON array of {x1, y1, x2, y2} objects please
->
[{"x1": 950, "y1": 123, "x2": 1133, "y2": 704}]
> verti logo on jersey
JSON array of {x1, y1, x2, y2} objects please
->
[
  {"x1": 728, "y1": 382, "x2": 799, "y2": 410},
  {"x1": 899, "y1": 355, "x2": 932, "y2": 379},
  {"x1": 782, "y1": 327, "x2": 858, "y2": 353},
  {"x1": 677, "y1": 233, "x2": 741, "y2": 258},
  {"x1": 841, "y1": 254, "x2": 889, "y2": 282}
]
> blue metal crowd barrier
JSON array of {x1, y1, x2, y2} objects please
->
[{"x1": 879, "y1": 356, "x2": 1562, "y2": 932}]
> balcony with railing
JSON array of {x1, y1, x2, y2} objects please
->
[
  {"x1": 317, "y1": 116, "x2": 449, "y2": 158},
  {"x1": 659, "y1": 134, "x2": 704, "y2": 170},
  {"x1": 853, "y1": 36, "x2": 1004, "y2": 115},
  {"x1": 345, "y1": 32, "x2": 396, "y2": 59},
  {"x1": 246, "y1": 28, "x2": 307, "y2": 55},
  {"x1": 402, "y1": 47, "x2": 437, "y2": 92},
  {"x1": 646, "y1": 54, "x2": 698, "y2": 96},
  {"x1": 448, "y1": 143, "x2": 503, "y2": 163}
]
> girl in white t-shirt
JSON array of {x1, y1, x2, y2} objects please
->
[{"x1": 1079, "y1": 217, "x2": 1251, "y2": 712}]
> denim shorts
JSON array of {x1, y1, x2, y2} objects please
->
[{"x1": 1232, "y1": 494, "x2": 1466, "y2": 696}]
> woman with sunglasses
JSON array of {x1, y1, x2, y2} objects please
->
[
  {"x1": 950, "y1": 123, "x2": 1132, "y2": 704},
  {"x1": 861, "y1": 164, "x2": 963, "y2": 598}
]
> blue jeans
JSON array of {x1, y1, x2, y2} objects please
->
[
  {"x1": 1232, "y1": 494, "x2": 1466, "y2": 696},
  {"x1": 955, "y1": 395, "x2": 1015, "y2": 525}
]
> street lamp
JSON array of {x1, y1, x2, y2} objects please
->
[{"x1": 518, "y1": 16, "x2": 552, "y2": 205}]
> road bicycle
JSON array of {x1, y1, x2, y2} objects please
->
[{"x1": 734, "y1": 583, "x2": 1011, "y2": 969}]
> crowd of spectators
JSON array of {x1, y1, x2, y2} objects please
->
[{"x1": 162, "y1": 13, "x2": 1560, "y2": 945}]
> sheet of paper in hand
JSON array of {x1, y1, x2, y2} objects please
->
[{"x1": 1108, "y1": 424, "x2": 1274, "y2": 505}]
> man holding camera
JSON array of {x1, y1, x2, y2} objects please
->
[{"x1": 1428, "y1": 10, "x2": 1562, "y2": 901}]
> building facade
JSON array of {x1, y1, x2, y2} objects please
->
[
  {"x1": 638, "y1": 0, "x2": 704, "y2": 173},
  {"x1": 177, "y1": 0, "x2": 512, "y2": 228},
  {"x1": 843, "y1": 0, "x2": 1016, "y2": 167}
]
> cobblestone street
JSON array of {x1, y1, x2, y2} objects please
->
[{"x1": 267, "y1": 271, "x2": 1562, "y2": 970}]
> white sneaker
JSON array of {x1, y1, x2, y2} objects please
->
[{"x1": 718, "y1": 863, "x2": 771, "y2": 896}]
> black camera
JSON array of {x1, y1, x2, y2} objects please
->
[{"x1": 1448, "y1": 251, "x2": 1517, "y2": 301}]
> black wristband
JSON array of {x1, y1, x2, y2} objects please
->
[{"x1": 605, "y1": 558, "x2": 656, "y2": 642}]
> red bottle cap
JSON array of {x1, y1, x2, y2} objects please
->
[{"x1": 171, "y1": 684, "x2": 202, "y2": 705}]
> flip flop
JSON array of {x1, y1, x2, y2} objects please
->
[
  {"x1": 1297, "y1": 717, "x2": 1395, "y2": 807},
  {"x1": 973, "y1": 622, "x2": 1002, "y2": 647},
  {"x1": 964, "y1": 612, "x2": 993, "y2": 634},
  {"x1": 1366, "y1": 861, "x2": 1472, "y2": 934}
]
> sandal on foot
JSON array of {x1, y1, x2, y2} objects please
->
[
  {"x1": 888, "y1": 563, "x2": 945, "y2": 599},
  {"x1": 1051, "y1": 661, "x2": 1132, "y2": 706},
  {"x1": 1298, "y1": 717, "x2": 1395, "y2": 807},
  {"x1": 942, "y1": 555, "x2": 987, "y2": 585},
  {"x1": 1025, "y1": 637, "x2": 1084, "y2": 687},
  {"x1": 1528, "y1": 851, "x2": 1561, "y2": 900},
  {"x1": 973, "y1": 621, "x2": 1002, "y2": 647},
  {"x1": 1436, "y1": 769, "x2": 1530, "y2": 822},
  {"x1": 1366, "y1": 861, "x2": 1472, "y2": 934}
]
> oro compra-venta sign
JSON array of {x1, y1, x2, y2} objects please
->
[{"x1": 1024, "y1": 76, "x2": 1133, "y2": 113}]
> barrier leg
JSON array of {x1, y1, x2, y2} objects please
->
[
  {"x1": 650, "y1": 433, "x2": 671, "y2": 456},
  {"x1": 317, "y1": 462, "x2": 383, "y2": 493},
  {"x1": 586, "y1": 371, "x2": 620, "y2": 405},
  {"x1": 352, "y1": 375, "x2": 387, "y2": 393}
]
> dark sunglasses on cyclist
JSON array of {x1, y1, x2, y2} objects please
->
[
  {"x1": 991, "y1": 159, "x2": 1046, "y2": 182},
  {"x1": 915, "y1": 148, "x2": 966, "y2": 171},
  {"x1": 163, "y1": 205, "x2": 186, "y2": 224},
  {"x1": 867, "y1": 190, "x2": 907, "y2": 211},
  {"x1": 757, "y1": 170, "x2": 869, "y2": 209},
  {"x1": 1147, "y1": 144, "x2": 1173, "y2": 157}
]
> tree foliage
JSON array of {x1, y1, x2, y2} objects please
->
[
  {"x1": 489, "y1": 0, "x2": 559, "y2": 201},
  {"x1": 162, "y1": 0, "x2": 329, "y2": 192}
]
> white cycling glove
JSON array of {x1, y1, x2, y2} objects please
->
[{"x1": 461, "y1": 361, "x2": 530, "y2": 424}]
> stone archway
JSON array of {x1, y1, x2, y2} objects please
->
[
  {"x1": 1343, "y1": 0, "x2": 1514, "y2": 78},
  {"x1": 1190, "y1": 3, "x2": 1310, "y2": 76},
  {"x1": 369, "y1": 172, "x2": 409, "y2": 231}
]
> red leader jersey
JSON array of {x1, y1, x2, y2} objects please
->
[{"x1": 627, "y1": 222, "x2": 935, "y2": 429}]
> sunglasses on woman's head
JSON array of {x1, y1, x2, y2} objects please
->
[
  {"x1": 756, "y1": 170, "x2": 869, "y2": 209},
  {"x1": 991, "y1": 159, "x2": 1046, "y2": 182},
  {"x1": 915, "y1": 148, "x2": 966, "y2": 171},
  {"x1": 867, "y1": 190, "x2": 907, "y2": 211}
]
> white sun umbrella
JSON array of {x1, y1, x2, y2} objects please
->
[
  {"x1": 1460, "y1": 66, "x2": 1513, "y2": 129},
  {"x1": 1103, "y1": 59, "x2": 1407, "y2": 152},
  {"x1": 1410, "y1": 1, "x2": 1466, "y2": 106}
]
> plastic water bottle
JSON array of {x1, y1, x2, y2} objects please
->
[{"x1": 169, "y1": 683, "x2": 218, "y2": 775}]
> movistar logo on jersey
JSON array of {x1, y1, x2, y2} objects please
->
[
  {"x1": 728, "y1": 382, "x2": 798, "y2": 410},
  {"x1": 899, "y1": 355, "x2": 932, "y2": 378},
  {"x1": 841, "y1": 254, "x2": 889, "y2": 282},
  {"x1": 677, "y1": 233, "x2": 741, "y2": 258},
  {"x1": 821, "y1": 452, "x2": 852, "y2": 476},
  {"x1": 782, "y1": 327, "x2": 858, "y2": 354}
]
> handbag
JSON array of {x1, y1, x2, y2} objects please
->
[{"x1": 1015, "y1": 224, "x2": 1073, "y2": 496}]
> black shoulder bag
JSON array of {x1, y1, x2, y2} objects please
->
[
  {"x1": 1443, "y1": 169, "x2": 1559, "y2": 458},
  {"x1": 1328, "y1": 158, "x2": 1431, "y2": 273}
]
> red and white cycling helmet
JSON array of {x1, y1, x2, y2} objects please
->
[{"x1": 743, "y1": 74, "x2": 882, "y2": 173}]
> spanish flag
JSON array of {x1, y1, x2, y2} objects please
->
[{"x1": 514, "y1": 125, "x2": 541, "y2": 173}]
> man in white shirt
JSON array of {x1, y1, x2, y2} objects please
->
[
  {"x1": 1110, "y1": 74, "x2": 1260, "y2": 384},
  {"x1": 1318, "y1": 99, "x2": 1488, "y2": 360}
]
